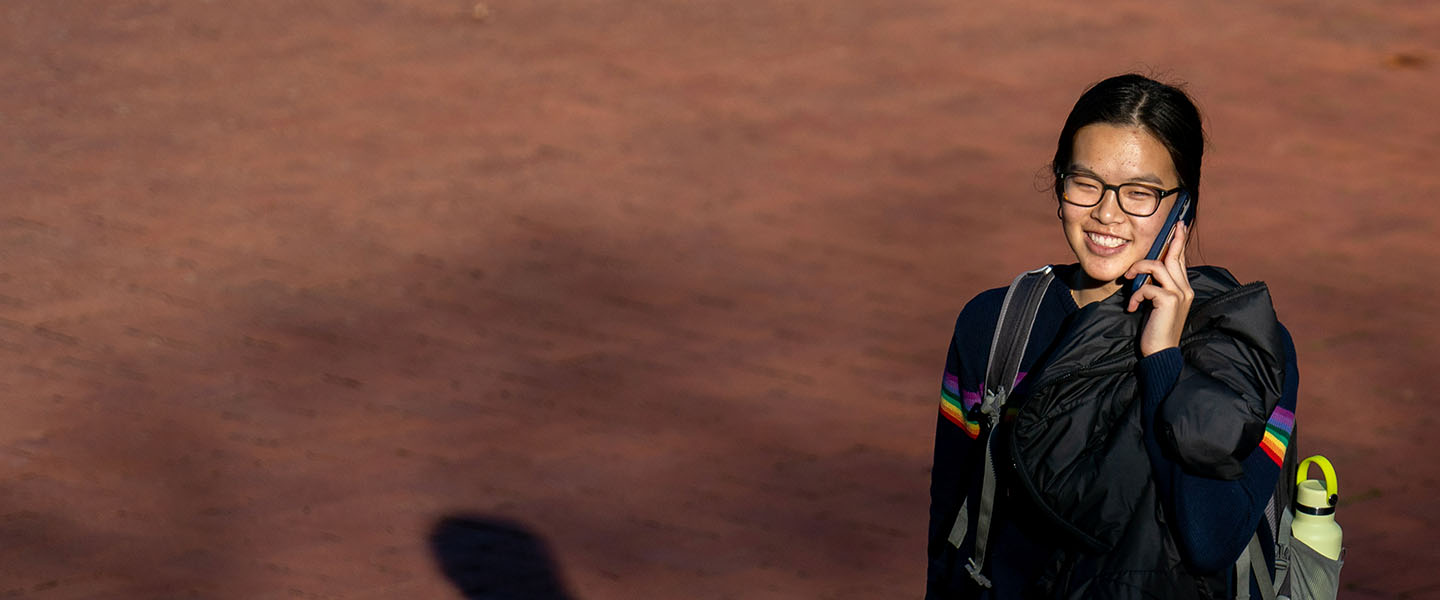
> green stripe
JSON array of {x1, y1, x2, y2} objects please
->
[
  {"x1": 940, "y1": 387, "x2": 964, "y2": 407},
  {"x1": 1265, "y1": 423, "x2": 1291, "y2": 444},
  {"x1": 940, "y1": 389, "x2": 978, "y2": 424}
]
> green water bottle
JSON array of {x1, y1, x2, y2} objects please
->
[{"x1": 1292, "y1": 455, "x2": 1343, "y2": 561}]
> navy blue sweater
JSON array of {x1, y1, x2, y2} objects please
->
[{"x1": 927, "y1": 267, "x2": 1298, "y2": 599}]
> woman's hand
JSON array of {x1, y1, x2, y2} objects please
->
[{"x1": 1126, "y1": 223, "x2": 1193, "y2": 356}]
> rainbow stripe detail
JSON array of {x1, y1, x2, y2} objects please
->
[
  {"x1": 940, "y1": 372, "x2": 982, "y2": 438},
  {"x1": 1260, "y1": 406, "x2": 1295, "y2": 466},
  {"x1": 939, "y1": 372, "x2": 1026, "y2": 440}
]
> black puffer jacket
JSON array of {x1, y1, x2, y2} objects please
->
[{"x1": 1007, "y1": 266, "x2": 1287, "y2": 598}]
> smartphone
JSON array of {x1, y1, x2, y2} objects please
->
[{"x1": 1130, "y1": 190, "x2": 1193, "y2": 293}]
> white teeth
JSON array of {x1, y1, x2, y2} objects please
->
[{"x1": 1087, "y1": 232, "x2": 1126, "y2": 248}]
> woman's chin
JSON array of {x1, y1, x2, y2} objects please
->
[{"x1": 1076, "y1": 261, "x2": 1131, "y2": 289}]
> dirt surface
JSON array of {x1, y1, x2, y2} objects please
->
[{"x1": 2, "y1": 2, "x2": 1438, "y2": 598}]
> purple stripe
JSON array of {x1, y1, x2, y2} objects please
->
[
  {"x1": 948, "y1": 372, "x2": 1028, "y2": 413},
  {"x1": 1268, "y1": 406, "x2": 1295, "y2": 431},
  {"x1": 955, "y1": 371, "x2": 1028, "y2": 411},
  {"x1": 944, "y1": 372, "x2": 960, "y2": 395}
]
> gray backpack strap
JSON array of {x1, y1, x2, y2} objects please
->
[
  {"x1": 951, "y1": 266, "x2": 1054, "y2": 588},
  {"x1": 1236, "y1": 539, "x2": 1253, "y2": 600},
  {"x1": 1238, "y1": 415, "x2": 1300, "y2": 599},
  {"x1": 981, "y1": 266, "x2": 1054, "y2": 410},
  {"x1": 1237, "y1": 497, "x2": 1278, "y2": 600},
  {"x1": 1274, "y1": 508, "x2": 1295, "y2": 599},
  {"x1": 1248, "y1": 533, "x2": 1278, "y2": 600}
]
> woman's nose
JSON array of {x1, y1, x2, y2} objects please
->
[{"x1": 1090, "y1": 189, "x2": 1125, "y2": 223}]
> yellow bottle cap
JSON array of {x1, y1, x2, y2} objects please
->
[{"x1": 1296, "y1": 455, "x2": 1339, "y2": 511}]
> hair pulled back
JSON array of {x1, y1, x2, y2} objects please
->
[{"x1": 1051, "y1": 74, "x2": 1206, "y2": 221}]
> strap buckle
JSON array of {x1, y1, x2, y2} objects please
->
[
  {"x1": 976, "y1": 388, "x2": 1005, "y2": 428},
  {"x1": 965, "y1": 558, "x2": 994, "y2": 588}
]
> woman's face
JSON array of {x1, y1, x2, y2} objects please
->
[{"x1": 1061, "y1": 123, "x2": 1182, "y2": 295}]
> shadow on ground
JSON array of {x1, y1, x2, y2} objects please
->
[{"x1": 430, "y1": 515, "x2": 577, "y2": 600}]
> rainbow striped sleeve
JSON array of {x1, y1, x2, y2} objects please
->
[
  {"x1": 1259, "y1": 406, "x2": 1295, "y2": 466},
  {"x1": 940, "y1": 372, "x2": 982, "y2": 439},
  {"x1": 940, "y1": 372, "x2": 1030, "y2": 440}
]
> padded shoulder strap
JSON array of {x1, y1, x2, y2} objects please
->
[{"x1": 982, "y1": 265, "x2": 1054, "y2": 404}]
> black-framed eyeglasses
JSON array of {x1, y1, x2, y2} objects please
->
[{"x1": 1059, "y1": 172, "x2": 1184, "y2": 217}]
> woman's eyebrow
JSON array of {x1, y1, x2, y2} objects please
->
[
  {"x1": 1127, "y1": 173, "x2": 1166, "y2": 185},
  {"x1": 1067, "y1": 163, "x2": 1167, "y2": 185}
]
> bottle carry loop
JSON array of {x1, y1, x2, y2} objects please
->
[
  {"x1": 1296, "y1": 456, "x2": 1339, "y2": 514},
  {"x1": 948, "y1": 266, "x2": 1053, "y2": 589}
]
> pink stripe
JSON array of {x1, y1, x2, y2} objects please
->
[
  {"x1": 956, "y1": 372, "x2": 1027, "y2": 411},
  {"x1": 1268, "y1": 406, "x2": 1295, "y2": 431},
  {"x1": 944, "y1": 372, "x2": 960, "y2": 395}
]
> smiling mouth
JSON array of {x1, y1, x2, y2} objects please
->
[{"x1": 1086, "y1": 231, "x2": 1129, "y2": 249}]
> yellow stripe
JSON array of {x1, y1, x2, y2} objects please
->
[
  {"x1": 1262, "y1": 430, "x2": 1287, "y2": 453},
  {"x1": 940, "y1": 398, "x2": 967, "y2": 421},
  {"x1": 940, "y1": 396, "x2": 980, "y2": 438},
  {"x1": 962, "y1": 420, "x2": 979, "y2": 438}
]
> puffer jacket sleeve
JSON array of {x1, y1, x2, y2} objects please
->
[{"x1": 1158, "y1": 282, "x2": 1287, "y2": 480}]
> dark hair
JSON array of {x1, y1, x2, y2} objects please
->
[{"x1": 1051, "y1": 74, "x2": 1205, "y2": 223}]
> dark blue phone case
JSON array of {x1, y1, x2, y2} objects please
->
[{"x1": 1130, "y1": 191, "x2": 1192, "y2": 293}]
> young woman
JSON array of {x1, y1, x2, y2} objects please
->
[{"x1": 926, "y1": 74, "x2": 1298, "y2": 599}]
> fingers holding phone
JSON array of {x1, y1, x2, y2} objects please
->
[{"x1": 1127, "y1": 222, "x2": 1193, "y2": 356}]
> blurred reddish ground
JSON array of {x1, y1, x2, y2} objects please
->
[{"x1": 2, "y1": 2, "x2": 1438, "y2": 598}]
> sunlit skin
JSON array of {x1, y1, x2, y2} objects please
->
[{"x1": 1061, "y1": 123, "x2": 1194, "y2": 356}]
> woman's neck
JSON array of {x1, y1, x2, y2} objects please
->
[{"x1": 1067, "y1": 268, "x2": 1122, "y2": 307}]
